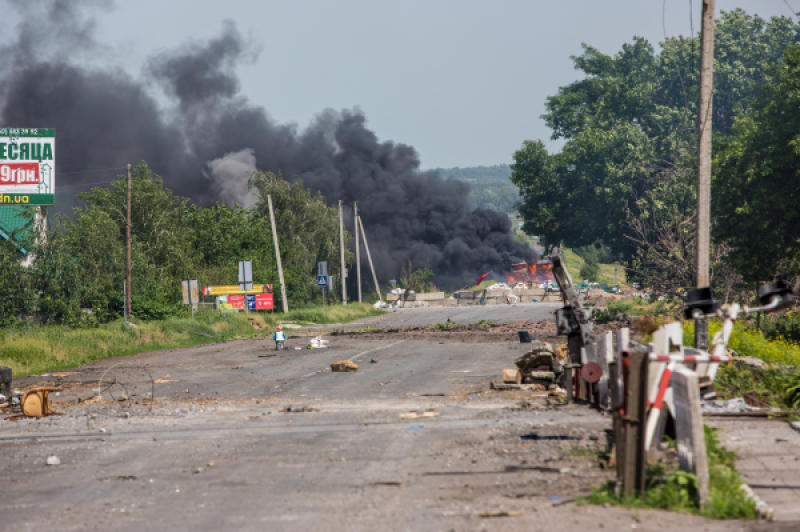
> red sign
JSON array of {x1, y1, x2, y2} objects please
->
[
  {"x1": 255, "y1": 293, "x2": 273, "y2": 310},
  {"x1": 227, "y1": 294, "x2": 246, "y2": 309},
  {"x1": 0, "y1": 163, "x2": 39, "y2": 185}
]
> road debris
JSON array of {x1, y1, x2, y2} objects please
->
[
  {"x1": 283, "y1": 405, "x2": 319, "y2": 413},
  {"x1": 231, "y1": 365, "x2": 243, "y2": 369},
  {"x1": 46, "y1": 456, "x2": 61, "y2": 466},
  {"x1": 514, "y1": 341, "x2": 565, "y2": 389},
  {"x1": 502, "y1": 368, "x2": 522, "y2": 384},
  {"x1": 520, "y1": 432, "x2": 579, "y2": 441},
  {"x1": 369, "y1": 481, "x2": 402, "y2": 486},
  {"x1": 309, "y1": 336, "x2": 329, "y2": 348},
  {"x1": 400, "y1": 410, "x2": 439, "y2": 419},
  {"x1": 478, "y1": 510, "x2": 523, "y2": 518},
  {"x1": 331, "y1": 360, "x2": 358, "y2": 372},
  {"x1": 20, "y1": 386, "x2": 61, "y2": 417},
  {"x1": 154, "y1": 375, "x2": 178, "y2": 384}
]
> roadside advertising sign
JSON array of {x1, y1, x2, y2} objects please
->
[
  {"x1": 0, "y1": 128, "x2": 55, "y2": 205},
  {"x1": 203, "y1": 284, "x2": 271, "y2": 296},
  {"x1": 255, "y1": 293, "x2": 273, "y2": 310},
  {"x1": 217, "y1": 293, "x2": 273, "y2": 310}
]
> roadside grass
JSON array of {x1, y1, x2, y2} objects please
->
[
  {"x1": 0, "y1": 303, "x2": 383, "y2": 378},
  {"x1": 277, "y1": 302, "x2": 383, "y2": 325},
  {"x1": 584, "y1": 426, "x2": 757, "y2": 519}
]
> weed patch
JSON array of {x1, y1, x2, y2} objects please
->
[{"x1": 584, "y1": 426, "x2": 757, "y2": 519}]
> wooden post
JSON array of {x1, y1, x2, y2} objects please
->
[
  {"x1": 622, "y1": 350, "x2": 648, "y2": 497},
  {"x1": 597, "y1": 332, "x2": 612, "y2": 409},
  {"x1": 126, "y1": 163, "x2": 132, "y2": 320},
  {"x1": 357, "y1": 216, "x2": 382, "y2": 302},
  {"x1": 673, "y1": 366, "x2": 710, "y2": 507},
  {"x1": 339, "y1": 200, "x2": 347, "y2": 305},
  {"x1": 354, "y1": 202, "x2": 362, "y2": 303},
  {"x1": 612, "y1": 328, "x2": 629, "y2": 485},
  {"x1": 267, "y1": 194, "x2": 289, "y2": 313}
]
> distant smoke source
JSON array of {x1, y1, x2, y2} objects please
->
[{"x1": 0, "y1": 1, "x2": 536, "y2": 288}]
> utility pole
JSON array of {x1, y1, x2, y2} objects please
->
[
  {"x1": 354, "y1": 202, "x2": 362, "y2": 303},
  {"x1": 126, "y1": 163, "x2": 132, "y2": 320},
  {"x1": 695, "y1": 0, "x2": 714, "y2": 349},
  {"x1": 358, "y1": 216, "x2": 383, "y2": 303},
  {"x1": 338, "y1": 200, "x2": 347, "y2": 305},
  {"x1": 267, "y1": 194, "x2": 289, "y2": 313}
]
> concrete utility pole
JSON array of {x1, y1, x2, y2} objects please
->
[
  {"x1": 354, "y1": 202, "x2": 362, "y2": 303},
  {"x1": 267, "y1": 194, "x2": 289, "y2": 313},
  {"x1": 339, "y1": 200, "x2": 347, "y2": 305},
  {"x1": 695, "y1": 0, "x2": 715, "y2": 348},
  {"x1": 358, "y1": 216, "x2": 383, "y2": 303},
  {"x1": 126, "y1": 163, "x2": 132, "y2": 320}
]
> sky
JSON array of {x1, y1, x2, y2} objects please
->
[{"x1": 7, "y1": 0, "x2": 799, "y2": 169}]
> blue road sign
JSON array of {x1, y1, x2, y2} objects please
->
[{"x1": 317, "y1": 275, "x2": 328, "y2": 287}]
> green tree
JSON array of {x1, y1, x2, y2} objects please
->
[
  {"x1": 250, "y1": 171, "x2": 349, "y2": 307},
  {"x1": 714, "y1": 43, "x2": 800, "y2": 282},
  {"x1": 511, "y1": 10, "x2": 800, "y2": 289}
]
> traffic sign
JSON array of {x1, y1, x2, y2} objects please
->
[{"x1": 317, "y1": 275, "x2": 328, "y2": 287}]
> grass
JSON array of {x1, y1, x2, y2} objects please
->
[
  {"x1": 0, "y1": 303, "x2": 383, "y2": 378},
  {"x1": 584, "y1": 426, "x2": 757, "y2": 519},
  {"x1": 562, "y1": 247, "x2": 626, "y2": 287},
  {"x1": 277, "y1": 302, "x2": 384, "y2": 325}
]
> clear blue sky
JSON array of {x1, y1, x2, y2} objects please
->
[{"x1": 11, "y1": 1, "x2": 799, "y2": 168}]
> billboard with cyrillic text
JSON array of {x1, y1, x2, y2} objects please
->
[{"x1": 0, "y1": 128, "x2": 55, "y2": 205}]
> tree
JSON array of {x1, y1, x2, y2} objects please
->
[
  {"x1": 250, "y1": 171, "x2": 349, "y2": 306},
  {"x1": 511, "y1": 10, "x2": 800, "y2": 289},
  {"x1": 714, "y1": 43, "x2": 800, "y2": 283}
]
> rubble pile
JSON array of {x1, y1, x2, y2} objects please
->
[{"x1": 514, "y1": 341, "x2": 566, "y2": 390}]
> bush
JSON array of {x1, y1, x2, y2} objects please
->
[{"x1": 761, "y1": 312, "x2": 800, "y2": 344}]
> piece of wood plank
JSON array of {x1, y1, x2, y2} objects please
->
[
  {"x1": 672, "y1": 366, "x2": 710, "y2": 507},
  {"x1": 622, "y1": 350, "x2": 648, "y2": 497}
]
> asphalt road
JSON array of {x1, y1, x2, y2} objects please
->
[{"x1": 0, "y1": 305, "x2": 780, "y2": 531}]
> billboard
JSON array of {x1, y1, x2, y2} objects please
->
[{"x1": 0, "y1": 128, "x2": 55, "y2": 205}]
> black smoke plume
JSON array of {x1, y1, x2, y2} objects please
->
[{"x1": 0, "y1": 1, "x2": 536, "y2": 288}]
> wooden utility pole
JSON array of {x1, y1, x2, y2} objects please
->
[
  {"x1": 126, "y1": 163, "x2": 132, "y2": 320},
  {"x1": 267, "y1": 194, "x2": 289, "y2": 313},
  {"x1": 339, "y1": 200, "x2": 347, "y2": 305},
  {"x1": 354, "y1": 202, "x2": 362, "y2": 303},
  {"x1": 695, "y1": 0, "x2": 715, "y2": 349},
  {"x1": 357, "y1": 216, "x2": 382, "y2": 302}
]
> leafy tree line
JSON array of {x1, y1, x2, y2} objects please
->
[
  {"x1": 510, "y1": 9, "x2": 800, "y2": 295},
  {"x1": 0, "y1": 163, "x2": 348, "y2": 326}
]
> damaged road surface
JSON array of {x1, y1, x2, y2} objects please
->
[{"x1": 0, "y1": 304, "x2": 764, "y2": 531}]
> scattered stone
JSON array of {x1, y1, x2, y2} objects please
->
[
  {"x1": 46, "y1": 456, "x2": 60, "y2": 466},
  {"x1": 701, "y1": 397, "x2": 762, "y2": 414},
  {"x1": 331, "y1": 360, "x2": 358, "y2": 372}
]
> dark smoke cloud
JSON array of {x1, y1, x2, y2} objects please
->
[{"x1": 0, "y1": 1, "x2": 535, "y2": 288}]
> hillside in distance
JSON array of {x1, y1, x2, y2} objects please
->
[{"x1": 432, "y1": 164, "x2": 519, "y2": 214}]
